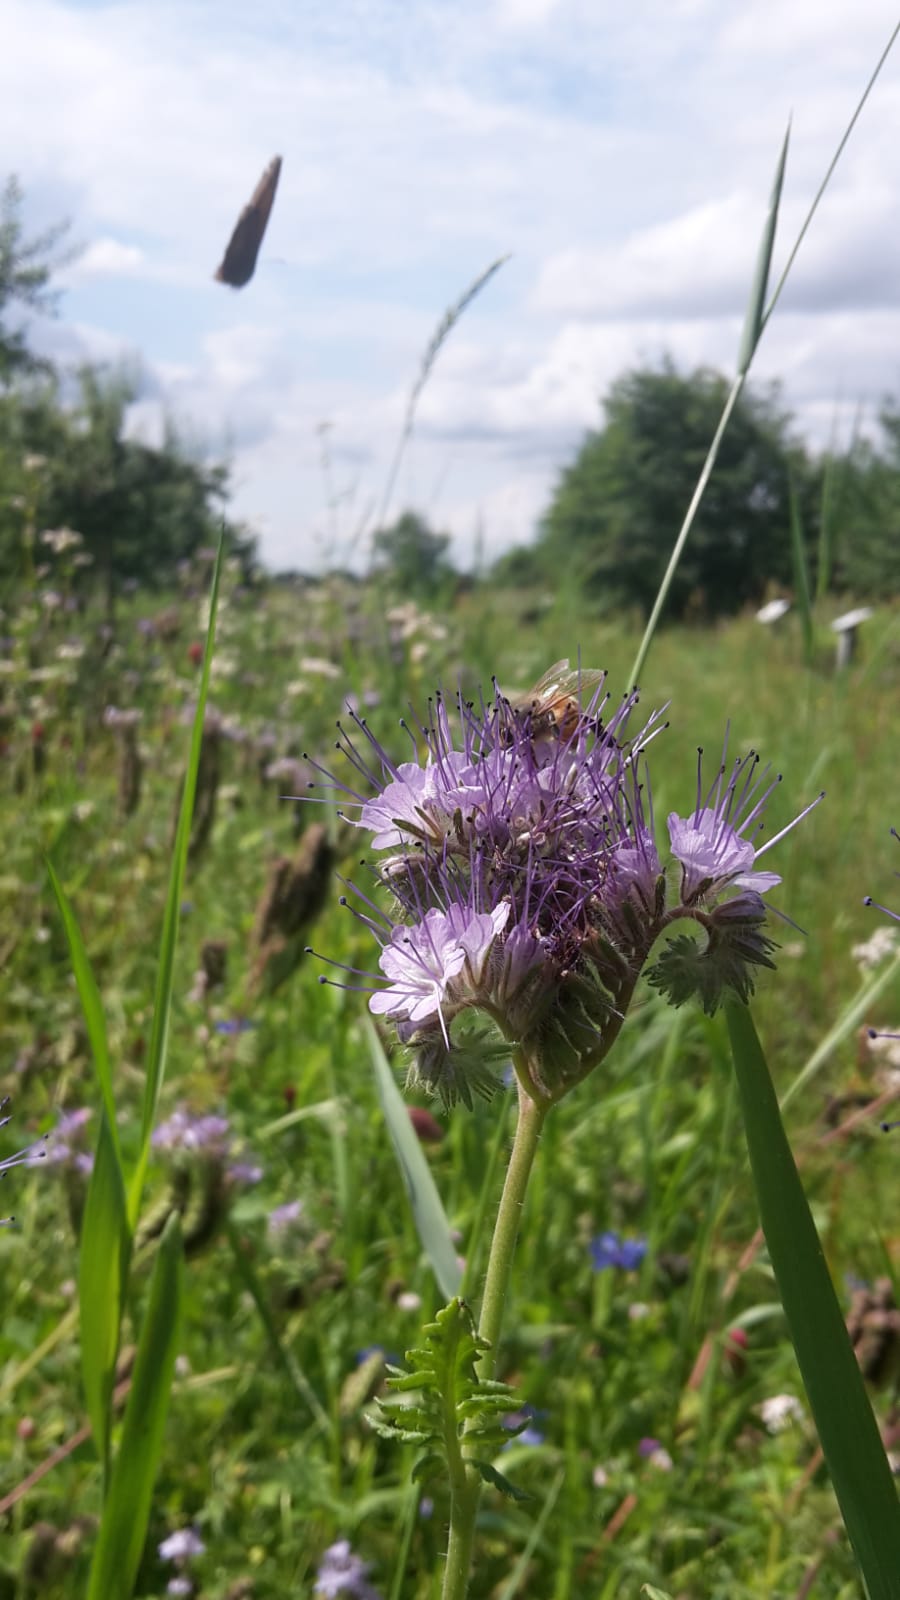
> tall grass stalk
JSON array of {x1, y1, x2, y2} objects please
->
[{"x1": 629, "y1": 18, "x2": 900, "y2": 687}]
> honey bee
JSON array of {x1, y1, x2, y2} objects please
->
[{"x1": 505, "y1": 659, "x2": 607, "y2": 746}]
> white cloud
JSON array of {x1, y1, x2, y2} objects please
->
[{"x1": 69, "y1": 238, "x2": 145, "y2": 279}]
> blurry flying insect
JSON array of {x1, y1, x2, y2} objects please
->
[
  {"x1": 214, "y1": 155, "x2": 282, "y2": 289},
  {"x1": 503, "y1": 659, "x2": 606, "y2": 748}
]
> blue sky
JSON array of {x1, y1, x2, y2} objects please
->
[{"x1": 3, "y1": 0, "x2": 900, "y2": 570}]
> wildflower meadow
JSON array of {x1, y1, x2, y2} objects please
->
[{"x1": 4, "y1": 24, "x2": 900, "y2": 1600}]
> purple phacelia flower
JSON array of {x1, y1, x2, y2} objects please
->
[
  {"x1": 153, "y1": 1109, "x2": 231, "y2": 1155},
  {"x1": 159, "y1": 1528, "x2": 206, "y2": 1563},
  {"x1": 267, "y1": 1198, "x2": 303, "y2": 1237},
  {"x1": 1, "y1": 1100, "x2": 47, "y2": 1221},
  {"x1": 30, "y1": 1107, "x2": 94, "y2": 1176},
  {"x1": 370, "y1": 901, "x2": 510, "y2": 1044},
  {"x1": 590, "y1": 1231, "x2": 648, "y2": 1272},
  {"x1": 310, "y1": 670, "x2": 821, "y2": 1106},
  {"x1": 314, "y1": 1539, "x2": 382, "y2": 1599}
]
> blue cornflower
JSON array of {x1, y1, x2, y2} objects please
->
[{"x1": 590, "y1": 1231, "x2": 648, "y2": 1272}]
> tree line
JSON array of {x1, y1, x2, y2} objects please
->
[
  {"x1": 4, "y1": 171, "x2": 900, "y2": 615},
  {"x1": 0, "y1": 177, "x2": 253, "y2": 599}
]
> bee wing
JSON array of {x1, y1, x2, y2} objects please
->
[
  {"x1": 214, "y1": 155, "x2": 282, "y2": 290},
  {"x1": 528, "y1": 661, "x2": 605, "y2": 708},
  {"x1": 523, "y1": 661, "x2": 572, "y2": 705}
]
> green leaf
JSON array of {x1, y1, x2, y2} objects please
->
[
  {"x1": 737, "y1": 120, "x2": 790, "y2": 375},
  {"x1": 127, "y1": 537, "x2": 223, "y2": 1227},
  {"x1": 726, "y1": 1002, "x2": 900, "y2": 1598},
  {"x1": 78, "y1": 1112, "x2": 132, "y2": 1481},
  {"x1": 87, "y1": 1212, "x2": 184, "y2": 1600},
  {"x1": 641, "y1": 1588, "x2": 675, "y2": 1600},
  {"x1": 364, "y1": 1017, "x2": 462, "y2": 1300},
  {"x1": 46, "y1": 859, "x2": 120, "y2": 1161},
  {"x1": 471, "y1": 1459, "x2": 534, "y2": 1502}
]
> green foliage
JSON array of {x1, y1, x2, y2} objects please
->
[
  {"x1": 828, "y1": 402, "x2": 900, "y2": 596},
  {"x1": 3, "y1": 574, "x2": 900, "y2": 1598},
  {"x1": 365, "y1": 1018, "x2": 463, "y2": 1300},
  {"x1": 375, "y1": 1298, "x2": 526, "y2": 1501},
  {"x1": 540, "y1": 362, "x2": 810, "y2": 620},
  {"x1": 0, "y1": 175, "x2": 71, "y2": 383},
  {"x1": 647, "y1": 913, "x2": 778, "y2": 1016},
  {"x1": 87, "y1": 1213, "x2": 184, "y2": 1600},
  {"x1": 727, "y1": 1003, "x2": 900, "y2": 1599},
  {"x1": 373, "y1": 509, "x2": 456, "y2": 598}
]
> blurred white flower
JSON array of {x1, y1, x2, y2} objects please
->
[
  {"x1": 760, "y1": 1393, "x2": 804, "y2": 1433},
  {"x1": 853, "y1": 925, "x2": 898, "y2": 974}
]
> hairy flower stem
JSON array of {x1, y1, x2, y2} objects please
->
[{"x1": 442, "y1": 1077, "x2": 548, "y2": 1600}]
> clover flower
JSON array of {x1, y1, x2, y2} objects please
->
[{"x1": 312, "y1": 671, "x2": 821, "y2": 1107}]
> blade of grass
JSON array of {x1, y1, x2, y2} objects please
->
[
  {"x1": 364, "y1": 1017, "x2": 462, "y2": 1301},
  {"x1": 128, "y1": 538, "x2": 223, "y2": 1226},
  {"x1": 788, "y1": 475, "x2": 814, "y2": 663},
  {"x1": 737, "y1": 119, "x2": 790, "y2": 375},
  {"x1": 223, "y1": 1219, "x2": 330, "y2": 1433},
  {"x1": 78, "y1": 1112, "x2": 131, "y2": 1485},
  {"x1": 46, "y1": 858, "x2": 120, "y2": 1161},
  {"x1": 370, "y1": 254, "x2": 510, "y2": 541},
  {"x1": 816, "y1": 447, "x2": 837, "y2": 602},
  {"x1": 726, "y1": 1002, "x2": 900, "y2": 1597},
  {"x1": 780, "y1": 945, "x2": 900, "y2": 1110},
  {"x1": 87, "y1": 1212, "x2": 184, "y2": 1600},
  {"x1": 495, "y1": 1467, "x2": 565, "y2": 1600},
  {"x1": 628, "y1": 27, "x2": 900, "y2": 687}
]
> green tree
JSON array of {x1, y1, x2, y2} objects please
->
[
  {"x1": 830, "y1": 402, "x2": 900, "y2": 597},
  {"x1": 0, "y1": 365, "x2": 253, "y2": 597},
  {"x1": 372, "y1": 509, "x2": 456, "y2": 597},
  {"x1": 539, "y1": 362, "x2": 810, "y2": 620},
  {"x1": 0, "y1": 175, "x2": 71, "y2": 383}
]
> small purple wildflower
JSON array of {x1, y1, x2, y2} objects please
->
[
  {"x1": 590, "y1": 1231, "x2": 648, "y2": 1272},
  {"x1": 214, "y1": 1018, "x2": 256, "y2": 1035},
  {"x1": 268, "y1": 1199, "x2": 303, "y2": 1238},
  {"x1": 153, "y1": 1110, "x2": 231, "y2": 1156},
  {"x1": 153, "y1": 1107, "x2": 261, "y2": 1184},
  {"x1": 227, "y1": 1160, "x2": 263, "y2": 1187},
  {"x1": 159, "y1": 1528, "x2": 206, "y2": 1563},
  {"x1": 314, "y1": 1539, "x2": 382, "y2": 1600},
  {"x1": 312, "y1": 671, "x2": 821, "y2": 1105},
  {"x1": 29, "y1": 1107, "x2": 94, "y2": 1176},
  {"x1": 1, "y1": 1100, "x2": 47, "y2": 1221}
]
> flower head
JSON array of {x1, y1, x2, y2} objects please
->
[
  {"x1": 1, "y1": 1100, "x2": 47, "y2": 1221},
  {"x1": 314, "y1": 1539, "x2": 382, "y2": 1599},
  {"x1": 590, "y1": 1230, "x2": 648, "y2": 1272},
  {"x1": 315, "y1": 670, "x2": 820, "y2": 1105},
  {"x1": 159, "y1": 1528, "x2": 206, "y2": 1563}
]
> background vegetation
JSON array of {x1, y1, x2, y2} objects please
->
[{"x1": 2, "y1": 175, "x2": 900, "y2": 1599}]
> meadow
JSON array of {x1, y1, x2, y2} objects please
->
[{"x1": 2, "y1": 558, "x2": 899, "y2": 1599}]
